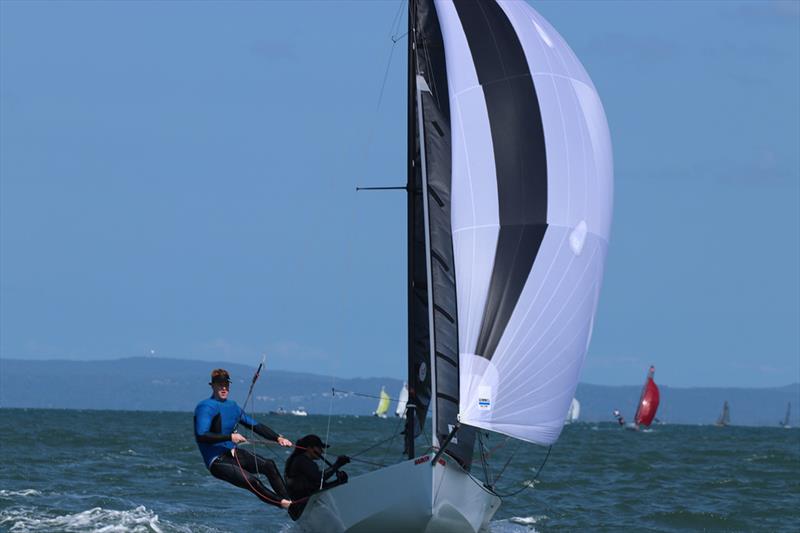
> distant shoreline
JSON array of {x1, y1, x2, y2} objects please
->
[{"x1": 1, "y1": 357, "x2": 797, "y2": 426}]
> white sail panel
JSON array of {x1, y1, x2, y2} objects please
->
[
  {"x1": 434, "y1": 0, "x2": 613, "y2": 445},
  {"x1": 500, "y1": 0, "x2": 613, "y2": 241},
  {"x1": 459, "y1": 228, "x2": 606, "y2": 443},
  {"x1": 438, "y1": 0, "x2": 501, "y2": 383}
]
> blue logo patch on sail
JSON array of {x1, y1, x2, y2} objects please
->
[{"x1": 478, "y1": 386, "x2": 492, "y2": 410}]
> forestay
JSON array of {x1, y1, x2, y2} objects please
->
[{"x1": 431, "y1": 0, "x2": 613, "y2": 445}]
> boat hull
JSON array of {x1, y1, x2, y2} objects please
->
[{"x1": 290, "y1": 455, "x2": 500, "y2": 533}]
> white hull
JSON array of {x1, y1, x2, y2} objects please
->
[{"x1": 290, "y1": 455, "x2": 500, "y2": 533}]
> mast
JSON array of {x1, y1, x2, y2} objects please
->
[{"x1": 404, "y1": 0, "x2": 417, "y2": 460}]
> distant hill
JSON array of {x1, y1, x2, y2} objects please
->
[
  {"x1": 1, "y1": 357, "x2": 797, "y2": 426},
  {"x1": 0, "y1": 357, "x2": 403, "y2": 416}
]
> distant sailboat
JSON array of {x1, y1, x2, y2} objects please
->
[
  {"x1": 715, "y1": 401, "x2": 730, "y2": 427},
  {"x1": 631, "y1": 366, "x2": 659, "y2": 429},
  {"x1": 290, "y1": 407, "x2": 308, "y2": 417},
  {"x1": 395, "y1": 383, "x2": 409, "y2": 418},
  {"x1": 373, "y1": 387, "x2": 390, "y2": 418},
  {"x1": 565, "y1": 398, "x2": 580, "y2": 424},
  {"x1": 779, "y1": 402, "x2": 791, "y2": 428}
]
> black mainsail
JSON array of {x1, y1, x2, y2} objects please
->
[{"x1": 406, "y1": 0, "x2": 475, "y2": 468}]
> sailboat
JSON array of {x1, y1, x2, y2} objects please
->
[
  {"x1": 779, "y1": 402, "x2": 791, "y2": 428},
  {"x1": 629, "y1": 366, "x2": 659, "y2": 430},
  {"x1": 714, "y1": 400, "x2": 730, "y2": 427},
  {"x1": 374, "y1": 387, "x2": 391, "y2": 418},
  {"x1": 296, "y1": 1, "x2": 613, "y2": 530},
  {"x1": 396, "y1": 383, "x2": 409, "y2": 418},
  {"x1": 565, "y1": 398, "x2": 580, "y2": 424}
]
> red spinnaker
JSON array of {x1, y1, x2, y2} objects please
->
[{"x1": 634, "y1": 366, "x2": 660, "y2": 427}]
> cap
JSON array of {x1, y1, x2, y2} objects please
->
[
  {"x1": 210, "y1": 368, "x2": 231, "y2": 385},
  {"x1": 297, "y1": 434, "x2": 329, "y2": 449}
]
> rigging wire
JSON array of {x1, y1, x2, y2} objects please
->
[
  {"x1": 359, "y1": 0, "x2": 407, "y2": 174},
  {"x1": 321, "y1": 383, "x2": 336, "y2": 490},
  {"x1": 477, "y1": 432, "x2": 493, "y2": 488},
  {"x1": 493, "y1": 439, "x2": 522, "y2": 485},
  {"x1": 247, "y1": 437, "x2": 394, "y2": 469},
  {"x1": 492, "y1": 446, "x2": 553, "y2": 499},
  {"x1": 389, "y1": 0, "x2": 406, "y2": 39},
  {"x1": 347, "y1": 430, "x2": 404, "y2": 462},
  {"x1": 332, "y1": 387, "x2": 405, "y2": 405},
  {"x1": 378, "y1": 411, "x2": 407, "y2": 466},
  {"x1": 311, "y1": 2, "x2": 411, "y2": 478}
]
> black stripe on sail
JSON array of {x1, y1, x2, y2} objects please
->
[{"x1": 453, "y1": 0, "x2": 548, "y2": 360}]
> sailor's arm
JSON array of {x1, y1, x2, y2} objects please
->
[
  {"x1": 238, "y1": 410, "x2": 292, "y2": 446},
  {"x1": 322, "y1": 456, "x2": 350, "y2": 481}
]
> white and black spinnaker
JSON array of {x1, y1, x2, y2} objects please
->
[{"x1": 430, "y1": 0, "x2": 613, "y2": 446}]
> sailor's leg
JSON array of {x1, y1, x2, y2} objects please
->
[
  {"x1": 234, "y1": 448, "x2": 290, "y2": 500},
  {"x1": 209, "y1": 453, "x2": 285, "y2": 508}
]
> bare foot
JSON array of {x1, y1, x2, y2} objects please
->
[{"x1": 280, "y1": 499, "x2": 292, "y2": 509}]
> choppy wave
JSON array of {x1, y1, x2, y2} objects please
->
[
  {"x1": 0, "y1": 505, "x2": 220, "y2": 533},
  {"x1": 0, "y1": 489, "x2": 41, "y2": 498},
  {"x1": 1, "y1": 410, "x2": 798, "y2": 532},
  {"x1": 489, "y1": 515, "x2": 549, "y2": 532}
]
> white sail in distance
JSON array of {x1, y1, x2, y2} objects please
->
[
  {"x1": 396, "y1": 383, "x2": 409, "y2": 418},
  {"x1": 566, "y1": 398, "x2": 580, "y2": 423}
]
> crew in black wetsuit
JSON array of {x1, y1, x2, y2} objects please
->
[
  {"x1": 285, "y1": 434, "x2": 350, "y2": 520},
  {"x1": 194, "y1": 368, "x2": 294, "y2": 509}
]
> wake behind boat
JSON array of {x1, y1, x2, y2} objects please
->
[{"x1": 294, "y1": 0, "x2": 614, "y2": 530}]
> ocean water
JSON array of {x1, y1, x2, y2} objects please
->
[{"x1": 1, "y1": 409, "x2": 798, "y2": 532}]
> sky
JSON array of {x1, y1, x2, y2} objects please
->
[{"x1": 1, "y1": 1, "x2": 798, "y2": 388}]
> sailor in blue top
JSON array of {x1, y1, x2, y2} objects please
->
[{"x1": 194, "y1": 368, "x2": 293, "y2": 509}]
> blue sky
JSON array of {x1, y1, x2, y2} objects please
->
[{"x1": 1, "y1": 1, "x2": 797, "y2": 387}]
